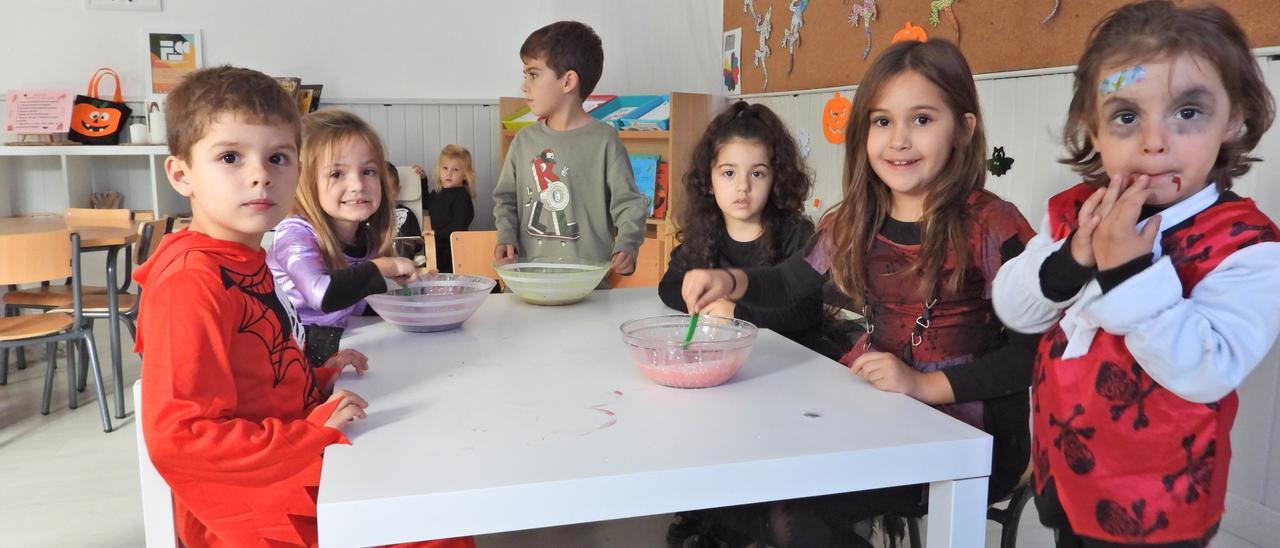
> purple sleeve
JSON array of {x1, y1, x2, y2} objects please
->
[
  {"x1": 268, "y1": 220, "x2": 332, "y2": 311},
  {"x1": 803, "y1": 230, "x2": 834, "y2": 275}
]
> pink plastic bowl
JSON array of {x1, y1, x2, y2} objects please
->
[{"x1": 619, "y1": 315, "x2": 758, "y2": 388}]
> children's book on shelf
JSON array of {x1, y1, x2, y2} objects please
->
[
  {"x1": 629, "y1": 153, "x2": 660, "y2": 217},
  {"x1": 653, "y1": 162, "x2": 670, "y2": 219}
]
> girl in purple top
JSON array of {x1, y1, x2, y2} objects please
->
[{"x1": 268, "y1": 110, "x2": 417, "y2": 366}]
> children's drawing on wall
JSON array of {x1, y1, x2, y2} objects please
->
[
  {"x1": 846, "y1": 0, "x2": 878, "y2": 60},
  {"x1": 723, "y1": 27, "x2": 743, "y2": 94},
  {"x1": 780, "y1": 0, "x2": 808, "y2": 76},
  {"x1": 146, "y1": 30, "x2": 202, "y2": 94},
  {"x1": 988, "y1": 146, "x2": 1014, "y2": 177},
  {"x1": 743, "y1": 0, "x2": 773, "y2": 89},
  {"x1": 794, "y1": 128, "x2": 812, "y2": 159},
  {"x1": 1043, "y1": 0, "x2": 1061, "y2": 24},
  {"x1": 928, "y1": 0, "x2": 961, "y2": 43}
]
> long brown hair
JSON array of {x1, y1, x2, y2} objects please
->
[
  {"x1": 826, "y1": 39, "x2": 987, "y2": 306},
  {"x1": 1062, "y1": 0, "x2": 1273, "y2": 189},
  {"x1": 675, "y1": 101, "x2": 813, "y2": 270},
  {"x1": 294, "y1": 110, "x2": 396, "y2": 271}
]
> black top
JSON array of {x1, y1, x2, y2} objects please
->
[
  {"x1": 735, "y1": 217, "x2": 1036, "y2": 502},
  {"x1": 320, "y1": 231, "x2": 386, "y2": 313},
  {"x1": 658, "y1": 218, "x2": 817, "y2": 343},
  {"x1": 424, "y1": 181, "x2": 475, "y2": 239}
]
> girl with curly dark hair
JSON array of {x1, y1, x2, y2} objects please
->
[{"x1": 657, "y1": 101, "x2": 815, "y2": 342}]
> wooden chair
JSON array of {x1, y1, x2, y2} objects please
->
[
  {"x1": 64, "y1": 207, "x2": 133, "y2": 226},
  {"x1": 0, "y1": 230, "x2": 113, "y2": 432},
  {"x1": 608, "y1": 237, "x2": 663, "y2": 289},
  {"x1": 4, "y1": 208, "x2": 136, "y2": 310},
  {"x1": 450, "y1": 230, "x2": 501, "y2": 287},
  {"x1": 421, "y1": 230, "x2": 439, "y2": 273},
  {"x1": 51, "y1": 218, "x2": 171, "y2": 395}
]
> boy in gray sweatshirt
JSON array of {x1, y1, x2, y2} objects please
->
[{"x1": 492, "y1": 21, "x2": 646, "y2": 274}]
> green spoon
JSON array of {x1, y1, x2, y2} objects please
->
[{"x1": 681, "y1": 313, "x2": 699, "y2": 350}]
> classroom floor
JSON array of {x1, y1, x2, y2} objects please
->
[{"x1": 0, "y1": 324, "x2": 1261, "y2": 547}]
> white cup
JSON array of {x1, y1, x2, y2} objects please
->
[
  {"x1": 129, "y1": 122, "x2": 149, "y2": 144},
  {"x1": 148, "y1": 112, "x2": 166, "y2": 146}
]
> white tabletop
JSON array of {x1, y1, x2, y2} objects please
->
[{"x1": 318, "y1": 288, "x2": 991, "y2": 547}]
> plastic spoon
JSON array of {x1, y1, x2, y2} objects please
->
[{"x1": 681, "y1": 313, "x2": 699, "y2": 350}]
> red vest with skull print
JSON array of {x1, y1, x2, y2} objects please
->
[{"x1": 1032, "y1": 182, "x2": 1277, "y2": 544}]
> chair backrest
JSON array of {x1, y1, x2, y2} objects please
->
[
  {"x1": 65, "y1": 207, "x2": 132, "y2": 226},
  {"x1": 135, "y1": 217, "x2": 172, "y2": 265},
  {"x1": 451, "y1": 230, "x2": 499, "y2": 282},
  {"x1": 134, "y1": 380, "x2": 178, "y2": 548},
  {"x1": 0, "y1": 229, "x2": 72, "y2": 285},
  {"x1": 395, "y1": 165, "x2": 423, "y2": 227},
  {"x1": 608, "y1": 237, "x2": 663, "y2": 288}
]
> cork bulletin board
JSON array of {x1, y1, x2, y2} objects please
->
[{"x1": 725, "y1": 0, "x2": 1280, "y2": 95}]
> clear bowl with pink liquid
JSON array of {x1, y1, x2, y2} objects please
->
[{"x1": 619, "y1": 315, "x2": 758, "y2": 388}]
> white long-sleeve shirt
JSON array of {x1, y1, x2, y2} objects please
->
[{"x1": 992, "y1": 196, "x2": 1280, "y2": 403}]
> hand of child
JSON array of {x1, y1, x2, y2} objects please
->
[
  {"x1": 322, "y1": 389, "x2": 369, "y2": 430},
  {"x1": 494, "y1": 244, "x2": 518, "y2": 263},
  {"x1": 611, "y1": 251, "x2": 636, "y2": 276},
  {"x1": 702, "y1": 299, "x2": 736, "y2": 319},
  {"x1": 372, "y1": 256, "x2": 419, "y2": 285},
  {"x1": 850, "y1": 351, "x2": 922, "y2": 397},
  {"x1": 1092, "y1": 174, "x2": 1161, "y2": 271},
  {"x1": 682, "y1": 269, "x2": 742, "y2": 314},
  {"x1": 322, "y1": 349, "x2": 369, "y2": 379},
  {"x1": 1069, "y1": 186, "x2": 1106, "y2": 268},
  {"x1": 411, "y1": 165, "x2": 427, "y2": 179}
]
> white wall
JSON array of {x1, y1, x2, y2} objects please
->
[
  {"x1": 746, "y1": 59, "x2": 1280, "y2": 547},
  {"x1": 1, "y1": 0, "x2": 723, "y2": 101}
]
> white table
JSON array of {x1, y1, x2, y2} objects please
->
[{"x1": 318, "y1": 289, "x2": 991, "y2": 547}]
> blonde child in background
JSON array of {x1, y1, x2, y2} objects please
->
[{"x1": 412, "y1": 144, "x2": 476, "y2": 273}]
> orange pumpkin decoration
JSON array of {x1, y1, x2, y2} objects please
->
[
  {"x1": 891, "y1": 21, "x2": 929, "y2": 44},
  {"x1": 822, "y1": 92, "x2": 852, "y2": 144},
  {"x1": 72, "y1": 103, "x2": 123, "y2": 135}
]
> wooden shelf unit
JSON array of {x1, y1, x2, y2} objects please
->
[{"x1": 497, "y1": 93, "x2": 716, "y2": 277}]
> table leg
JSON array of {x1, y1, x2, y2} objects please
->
[
  {"x1": 926, "y1": 476, "x2": 988, "y2": 547},
  {"x1": 106, "y1": 246, "x2": 125, "y2": 419}
]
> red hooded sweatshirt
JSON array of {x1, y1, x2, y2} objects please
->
[{"x1": 135, "y1": 230, "x2": 471, "y2": 548}]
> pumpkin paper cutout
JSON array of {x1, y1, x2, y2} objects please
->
[
  {"x1": 891, "y1": 22, "x2": 929, "y2": 44},
  {"x1": 822, "y1": 92, "x2": 852, "y2": 144}
]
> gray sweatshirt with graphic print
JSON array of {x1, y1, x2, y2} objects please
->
[{"x1": 492, "y1": 120, "x2": 647, "y2": 263}]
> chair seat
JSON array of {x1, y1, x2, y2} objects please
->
[
  {"x1": 4, "y1": 285, "x2": 109, "y2": 308},
  {"x1": 0, "y1": 312, "x2": 74, "y2": 341},
  {"x1": 49, "y1": 293, "x2": 137, "y2": 314}
]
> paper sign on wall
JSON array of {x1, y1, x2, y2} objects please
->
[{"x1": 5, "y1": 89, "x2": 74, "y2": 134}]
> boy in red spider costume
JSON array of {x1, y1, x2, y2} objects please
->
[{"x1": 134, "y1": 66, "x2": 472, "y2": 548}]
